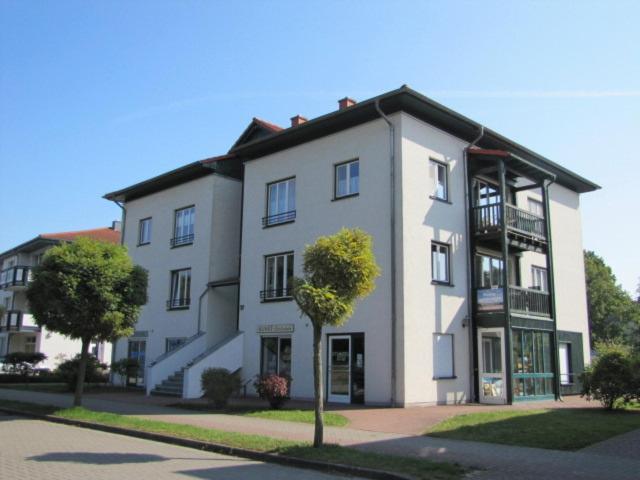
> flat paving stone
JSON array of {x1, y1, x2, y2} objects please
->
[{"x1": 0, "y1": 413, "x2": 354, "y2": 480}]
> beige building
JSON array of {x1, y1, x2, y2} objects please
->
[
  {"x1": 106, "y1": 86, "x2": 598, "y2": 405},
  {"x1": 0, "y1": 226, "x2": 119, "y2": 370}
]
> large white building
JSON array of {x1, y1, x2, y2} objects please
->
[
  {"x1": 0, "y1": 226, "x2": 119, "y2": 370},
  {"x1": 106, "y1": 86, "x2": 598, "y2": 405}
]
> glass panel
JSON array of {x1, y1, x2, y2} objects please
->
[
  {"x1": 276, "y1": 255, "x2": 284, "y2": 292},
  {"x1": 481, "y1": 377, "x2": 503, "y2": 398},
  {"x1": 266, "y1": 257, "x2": 275, "y2": 294},
  {"x1": 513, "y1": 330, "x2": 523, "y2": 373},
  {"x1": 559, "y1": 343, "x2": 570, "y2": 384},
  {"x1": 279, "y1": 338, "x2": 292, "y2": 377},
  {"x1": 261, "y1": 338, "x2": 278, "y2": 375},
  {"x1": 482, "y1": 335, "x2": 502, "y2": 373},
  {"x1": 523, "y1": 331, "x2": 533, "y2": 372},
  {"x1": 349, "y1": 161, "x2": 359, "y2": 194},
  {"x1": 287, "y1": 179, "x2": 295, "y2": 211},
  {"x1": 268, "y1": 184, "x2": 278, "y2": 216},
  {"x1": 286, "y1": 254, "x2": 294, "y2": 288},
  {"x1": 277, "y1": 182, "x2": 287, "y2": 214},
  {"x1": 330, "y1": 338, "x2": 350, "y2": 395},
  {"x1": 336, "y1": 164, "x2": 347, "y2": 197}
]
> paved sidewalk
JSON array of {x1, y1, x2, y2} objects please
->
[
  {"x1": 0, "y1": 413, "x2": 352, "y2": 480},
  {"x1": 2, "y1": 388, "x2": 639, "y2": 479}
]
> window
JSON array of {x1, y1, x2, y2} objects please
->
[
  {"x1": 264, "y1": 178, "x2": 296, "y2": 226},
  {"x1": 172, "y1": 206, "x2": 195, "y2": 247},
  {"x1": 559, "y1": 343, "x2": 572, "y2": 385},
  {"x1": 335, "y1": 160, "x2": 359, "y2": 199},
  {"x1": 262, "y1": 253, "x2": 294, "y2": 300},
  {"x1": 168, "y1": 269, "x2": 191, "y2": 309},
  {"x1": 166, "y1": 337, "x2": 187, "y2": 353},
  {"x1": 33, "y1": 253, "x2": 44, "y2": 266},
  {"x1": 433, "y1": 333, "x2": 454, "y2": 379},
  {"x1": 476, "y1": 255, "x2": 503, "y2": 289},
  {"x1": 261, "y1": 337, "x2": 292, "y2": 377},
  {"x1": 138, "y1": 218, "x2": 152, "y2": 245},
  {"x1": 24, "y1": 336, "x2": 36, "y2": 353},
  {"x1": 512, "y1": 329, "x2": 554, "y2": 398},
  {"x1": 127, "y1": 340, "x2": 146, "y2": 386},
  {"x1": 430, "y1": 160, "x2": 448, "y2": 201},
  {"x1": 528, "y1": 198, "x2": 544, "y2": 217},
  {"x1": 431, "y1": 242, "x2": 450, "y2": 284},
  {"x1": 531, "y1": 266, "x2": 548, "y2": 292}
]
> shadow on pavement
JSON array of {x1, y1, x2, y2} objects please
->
[{"x1": 27, "y1": 452, "x2": 170, "y2": 464}]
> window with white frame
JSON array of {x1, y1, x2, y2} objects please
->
[
  {"x1": 559, "y1": 343, "x2": 572, "y2": 385},
  {"x1": 172, "y1": 206, "x2": 195, "y2": 246},
  {"x1": 24, "y1": 336, "x2": 36, "y2": 353},
  {"x1": 431, "y1": 242, "x2": 450, "y2": 284},
  {"x1": 434, "y1": 333, "x2": 454, "y2": 378},
  {"x1": 138, "y1": 217, "x2": 152, "y2": 245},
  {"x1": 168, "y1": 268, "x2": 191, "y2": 309},
  {"x1": 261, "y1": 336, "x2": 292, "y2": 377},
  {"x1": 528, "y1": 198, "x2": 544, "y2": 217},
  {"x1": 531, "y1": 266, "x2": 548, "y2": 292},
  {"x1": 265, "y1": 178, "x2": 296, "y2": 226},
  {"x1": 335, "y1": 160, "x2": 359, "y2": 198},
  {"x1": 262, "y1": 252, "x2": 294, "y2": 300},
  {"x1": 430, "y1": 160, "x2": 448, "y2": 201}
]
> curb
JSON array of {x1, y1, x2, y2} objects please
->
[{"x1": 0, "y1": 405, "x2": 413, "y2": 480}]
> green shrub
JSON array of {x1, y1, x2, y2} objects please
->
[
  {"x1": 581, "y1": 343, "x2": 634, "y2": 409},
  {"x1": 55, "y1": 355, "x2": 108, "y2": 391},
  {"x1": 110, "y1": 358, "x2": 140, "y2": 387},
  {"x1": 200, "y1": 368, "x2": 241, "y2": 408},
  {"x1": 2, "y1": 352, "x2": 47, "y2": 376}
]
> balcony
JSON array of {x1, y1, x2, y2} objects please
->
[
  {"x1": 477, "y1": 286, "x2": 551, "y2": 317},
  {"x1": 0, "y1": 266, "x2": 32, "y2": 290},
  {"x1": 170, "y1": 234, "x2": 194, "y2": 248},
  {"x1": 473, "y1": 204, "x2": 547, "y2": 250},
  {"x1": 1, "y1": 310, "x2": 40, "y2": 332},
  {"x1": 262, "y1": 210, "x2": 296, "y2": 228}
]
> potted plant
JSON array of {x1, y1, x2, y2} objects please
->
[{"x1": 254, "y1": 373, "x2": 290, "y2": 409}]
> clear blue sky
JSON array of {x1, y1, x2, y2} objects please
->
[{"x1": 1, "y1": 1, "x2": 638, "y2": 294}]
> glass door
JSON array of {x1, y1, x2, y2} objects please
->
[
  {"x1": 127, "y1": 340, "x2": 146, "y2": 387},
  {"x1": 328, "y1": 336, "x2": 351, "y2": 403},
  {"x1": 478, "y1": 328, "x2": 506, "y2": 404}
]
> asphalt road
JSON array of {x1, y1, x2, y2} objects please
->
[{"x1": 0, "y1": 413, "x2": 353, "y2": 480}]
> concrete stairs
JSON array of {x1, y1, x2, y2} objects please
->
[{"x1": 150, "y1": 368, "x2": 184, "y2": 397}]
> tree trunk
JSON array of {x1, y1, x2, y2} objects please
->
[
  {"x1": 74, "y1": 339, "x2": 91, "y2": 407},
  {"x1": 312, "y1": 323, "x2": 324, "y2": 448}
]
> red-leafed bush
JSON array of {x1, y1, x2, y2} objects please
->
[{"x1": 254, "y1": 374, "x2": 290, "y2": 409}]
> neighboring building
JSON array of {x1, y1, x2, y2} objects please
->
[
  {"x1": 106, "y1": 86, "x2": 598, "y2": 405},
  {"x1": 0, "y1": 225, "x2": 120, "y2": 370}
]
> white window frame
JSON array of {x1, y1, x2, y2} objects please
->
[
  {"x1": 431, "y1": 242, "x2": 451, "y2": 284},
  {"x1": 263, "y1": 252, "x2": 294, "y2": 300},
  {"x1": 334, "y1": 159, "x2": 359, "y2": 199},
  {"x1": 531, "y1": 266, "x2": 548, "y2": 292},
  {"x1": 169, "y1": 268, "x2": 191, "y2": 309},
  {"x1": 138, "y1": 217, "x2": 152, "y2": 245},
  {"x1": 433, "y1": 333, "x2": 455, "y2": 379},
  {"x1": 266, "y1": 177, "x2": 296, "y2": 226},
  {"x1": 528, "y1": 198, "x2": 544, "y2": 217},
  {"x1": 260, "y1": 336, "x2": 292, "y2": 377},
  {"x1": 173, "y1": 206, "x2": 195, "y2": 246},
  {"x1": 430, "y1": 160, "x2": 449, "y2": 201}
]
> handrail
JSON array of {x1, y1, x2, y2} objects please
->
[
  {"x1": 186, "y1": 331, "x2": 244, "y2": 368},
  {"x1": 149, "y1": 331, "x2": 205, "y2": 366}
]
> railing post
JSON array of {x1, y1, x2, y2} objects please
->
[{"x1": 498, "y1": 160, "x2": 513, "y2": 404}]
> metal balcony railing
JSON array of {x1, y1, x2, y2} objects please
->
[
  {"x1": 0, "y1": 266, "x2": 32, "y2": 289},
  {"x1": 170, "y1": 233, "x2": 194, "y2": 247},
  {"x1": 262, "y1": 210, "x2": 296, "y2": 227},
  {"x1": 472, "y1": 204, "x2": 546, "y2": 240},
  {"x1": 166, "y1": 297, "x2": 191, "y2": 309},
  {"x1": 509, "y1": 286, "x2": 551, "y2": 316},
  {"x1": 260, "y1": 287, "x2": 293, "y2": 301}
]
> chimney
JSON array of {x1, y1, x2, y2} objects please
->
[
  {"x1": 111, "y1": 220, "x2": 122, "y2": 232},
  {"x1": 290, "y1": 115, "x2": 308, "y2": 127},
  {"x1": 338, "y1": 97, "x2": 356, "y2": 110}
]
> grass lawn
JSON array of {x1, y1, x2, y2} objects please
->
[
  {"x1": 170, "y1": 402, "x2": 349, "y2": 427},
  {"x1": 0, "y1": 399, "x2": 465, "y2": 480},
  {"x1": 427, "y1": 408, "x2": 640, "y2": 451}
]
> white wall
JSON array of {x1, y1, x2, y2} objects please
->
[
  {"x1": 398, "y1": 113, "x2": 471, "y2": 405},
  {"x1": 239, "y1": 118, "x2": 396, "y2": 404}
]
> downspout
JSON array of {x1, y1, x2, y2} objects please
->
[
  {"x1": 374, "y1": 99, "x2": 397, "y2": 406},
  {"x1": 463, "y1": 126, "x2": 484, "y2": 403},
  {"x1": 196, "y1": 286, "x2": 209, "y2": 334},
  {"x1": 109, "y1": 199, "x2": 127, "y2": 375}
]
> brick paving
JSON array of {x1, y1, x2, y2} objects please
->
[
  {"x1": 1, "y1": 388, "x2": 639, "y2": 479},
  {"x1": 0, "y1": 413, "x2": 352, "y2": 480}
]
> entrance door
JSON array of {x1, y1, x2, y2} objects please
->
[
  {"x1": 328, "y1": 336, "x2": 351, "y2": 403},
  {"x1": 127, "y1": 340, "x2": 146, "y2": 387},
  {"x1": 478, "y1": 328, "x2": 507, "y2": 404}
]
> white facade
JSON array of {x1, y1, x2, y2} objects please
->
[{"x1": 108, "y1": 88, "x2": 596, "y2": 404}]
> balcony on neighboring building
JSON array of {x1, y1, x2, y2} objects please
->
[
  {"x1": 0, "y1": 310, "x2": 40, "y2": 332},
  {"x1": 0, "y1": 266, "x2": 32, "y2": 290}
]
